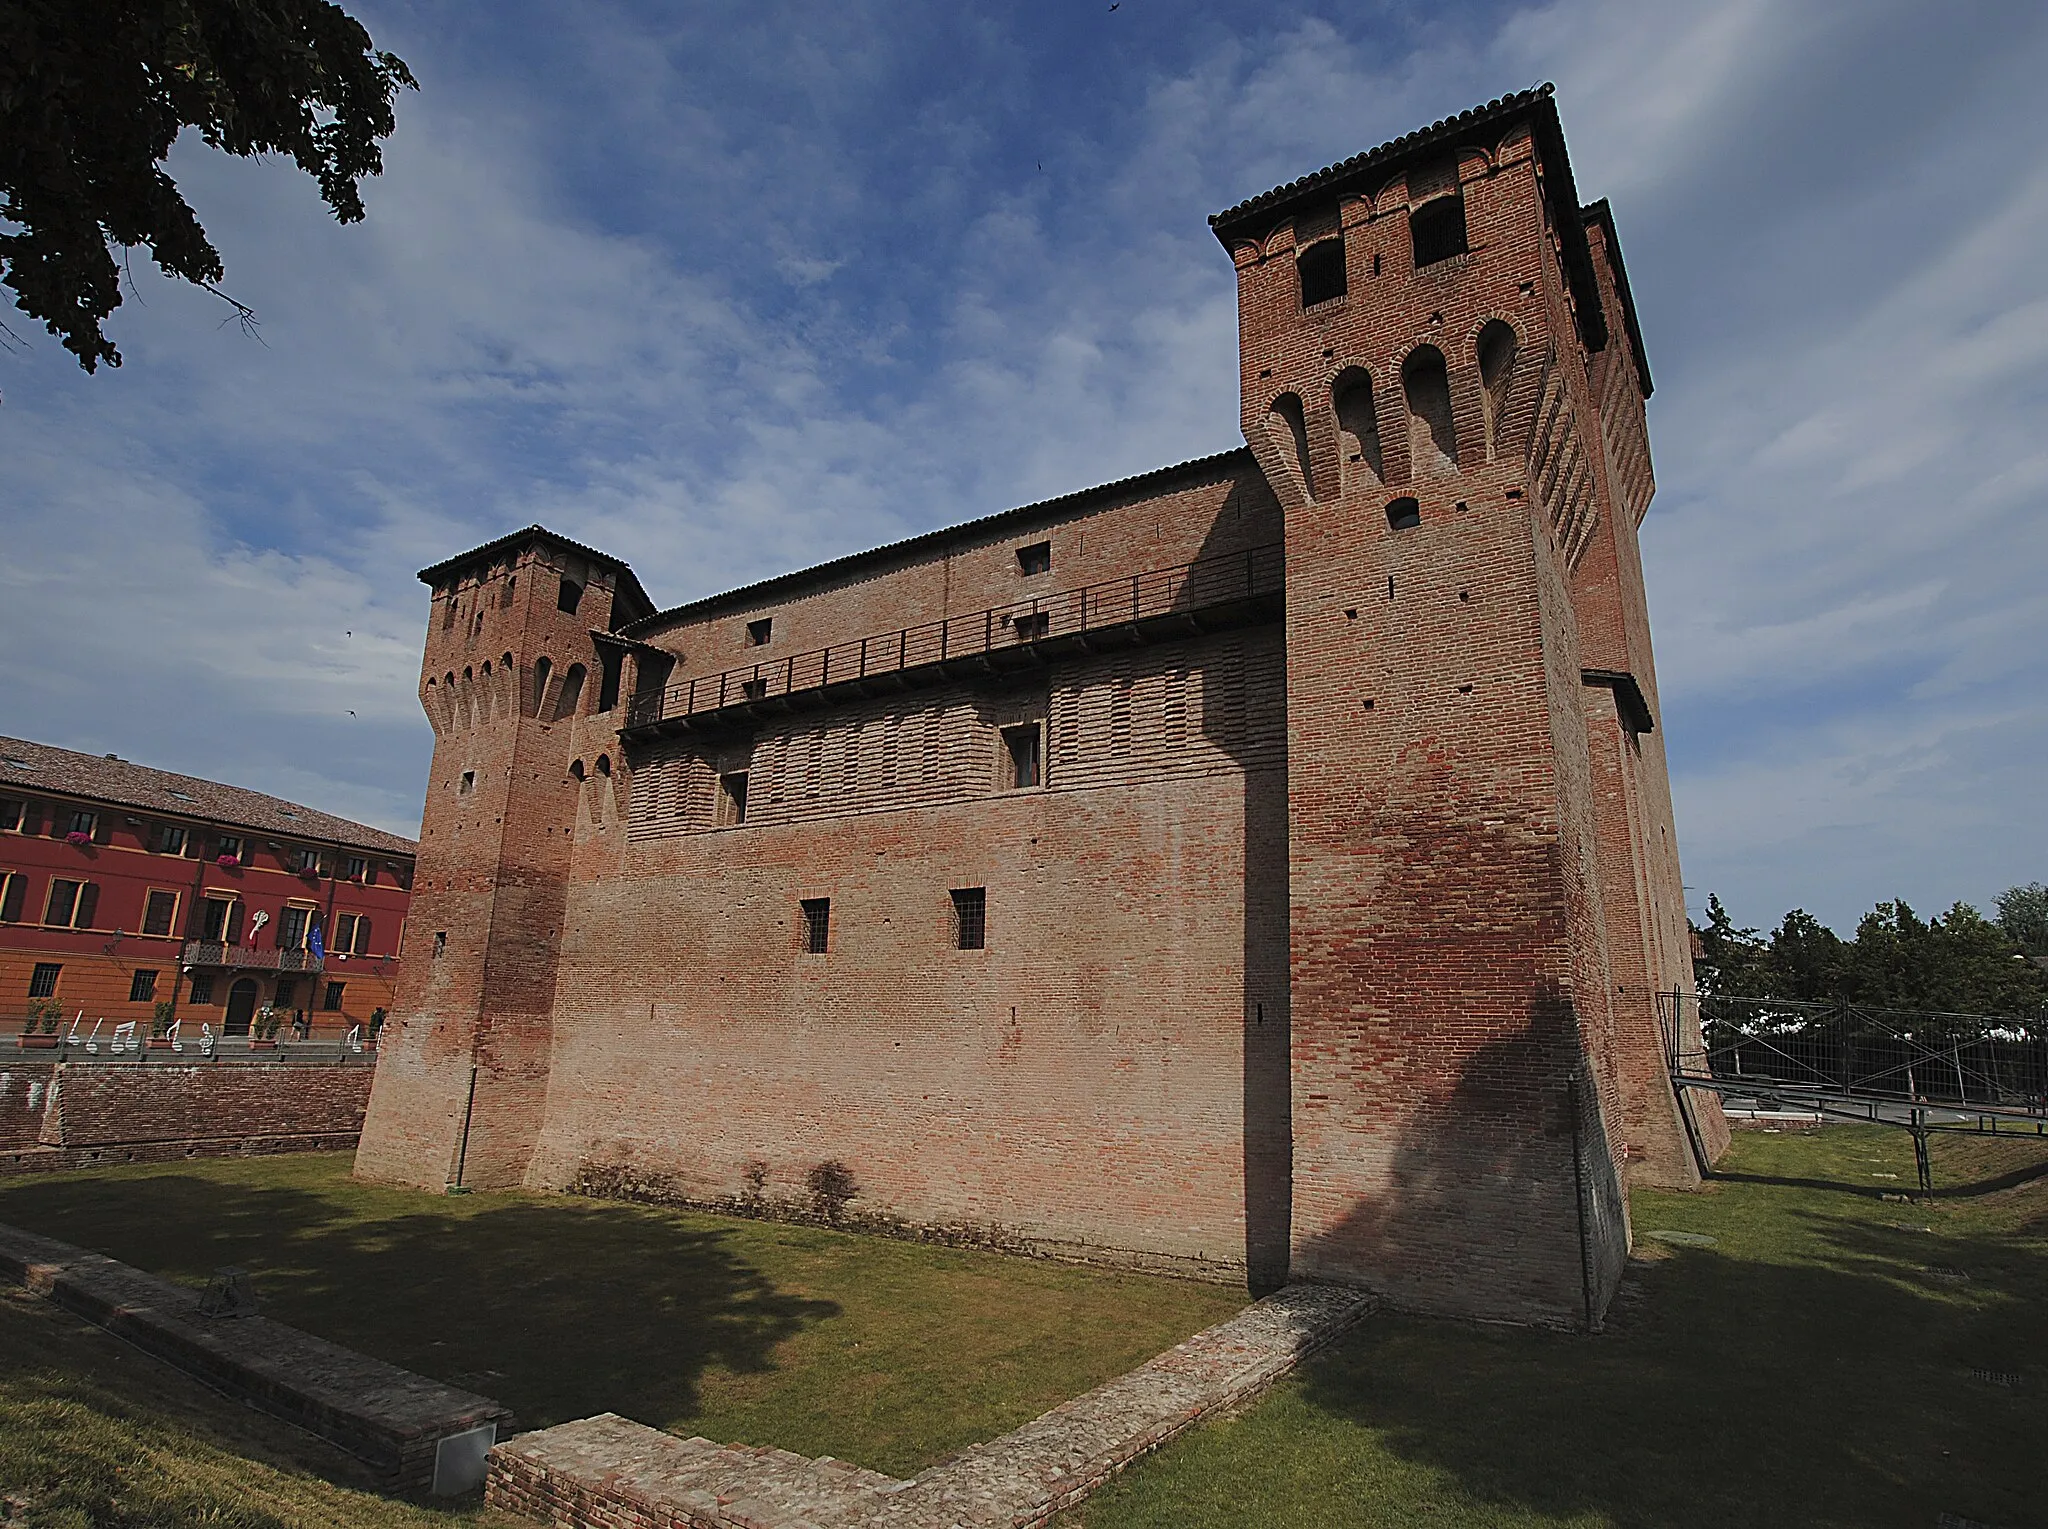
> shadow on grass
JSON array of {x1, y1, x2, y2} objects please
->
[
  {"x1": 1713, "y1": 1154, "x2": 2048, "y2": 1202},
  {"x1": 0, "y1": 1169, "x2": 838, "y2": 1435},
  {"x1": 1282, "y1": 1165, "x2": 2048, "y2": 1528}
]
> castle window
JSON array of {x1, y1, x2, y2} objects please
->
[
  {"x1": 1297, "y1": 237, "x2": 1347, "y2": 307},
  {"x1": 433, "y1": 931, "x2": 447, "y2": 959},
  {"x1": 1016, "y1": 541, "x2": 1051, "y2": 576},
  {"x1": 558, "y1": 577, "x2": 584, "y2": 615},
  {"x1": 29, "y1": 962, "x2": 61, "y2": 999},
  {"x1": 442, "y1": 593, "x2": 457, "y2": 630},
  {"x1": 1265, "y1": 392, "x2": 1314, "y2": 500},
  {"x1": 747, "y1": 617, "x2": 773, "y2": 647},
  {"x1": 718, "y1": 771, "x2": 749, "y2": 826},
  {"x1": 501, "y1": 576, "x2": 517, "y2": 610},
  {"x1": 188, "y1": 973, "x2": 214, "y2": 1004},
  {"x1": 597, "y1": 648, "x2": 623, "y2": 713},
  {"x1": 801, "y1": 898, "x2": 830, "y2": 954},
  {"x1": 951, "y1": 887, "x2": 986, "y2": 951},
  {"x1": 1402, "y1": 345, "x2": 1458, "y2": 474},
  {"x1": 1409, "y1": 158, "x2": 1468, "y2": 267},
  {"x1": 741, "y1": 677, "x2": 768, "y2": 701},
  {"x1": 1010, "y1": 611, "x2": 1049, "y2": 643},
  {"x1": 1386, "y1": 497, "x2": 1422, "y2": 531},
  {"x1": 532, "y1": 656, "x2": 552, "y2": 717},
  {"x1": 129, "y1": 969, "x2": 157, "y2": 1004},
  {"x1": 570, "y1": 759, "x2": 585, "y2": 782},
  {"x1": 1477, "y1": 320, "x2": 1518, "y2": 457},
  {"x1": 324, "y1": 981, "x2": 346, "y2": 1012},
  {"x1": 142, "y1": 889, "x2": 178, "y2": 936},
  {"x1": 1001, "y1": 724, "x2": 1042, "y2": 789},
  {"x1": 596, "y1": 754, "x2": 611, "y2": 777},
  {"x1": 555, "y1": 663, "x2": 586, "y2": 720},
  {"x1": 459, "y1": 771, "x2": 475, "y2": 796},
  {"x1": 1332, "y1": 368, "x2": 1383, "y2": 494}
]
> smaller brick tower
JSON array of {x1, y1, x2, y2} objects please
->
[{"x1": 356, "y1": 528, "x2": 650, "y2": 1190}]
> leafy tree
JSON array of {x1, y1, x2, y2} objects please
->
[
  {"x1": 1840, "y1": 899, "x2": 2046, "y2": 1019},
  {"x1": 1691, "y1": 895, "x2": 1769, "y2": 998},
  {"x1": 1761, "y1": 908, "x2": 1847, "y2": 1002},
  {"x1": 1996, "y1": 882, "x2": 2048, "y2": 959},
  {"x1": 1, "y1": 0, "x2": 415, "y2": 371}
]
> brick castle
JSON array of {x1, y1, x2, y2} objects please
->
[{"x1": 357, "y1": 87, "x2": 1729, "y2": 1327}]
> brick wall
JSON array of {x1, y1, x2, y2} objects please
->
[{"x1": 0, "y1": 1060, "x2": 371, "y2": 1172}]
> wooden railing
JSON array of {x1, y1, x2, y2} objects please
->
[{"x1": 627, "y1": 542, "x2": 1283, "y2": 730}]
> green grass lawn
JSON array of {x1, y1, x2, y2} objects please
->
[
  {"x1": 0, "y1": 1152, "x2": 1243, "y2": 1484},
  {"x1": 1070, "y1": 1125, "x2": 2048, "y2": 1529},
  {"x1": 1, "y1": 1285, "x2": 520, "y2": 1528}
]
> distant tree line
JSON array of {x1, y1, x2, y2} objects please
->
[{"x1": 1693, "y1": 883, "x2": 2048, "y2": 1017}]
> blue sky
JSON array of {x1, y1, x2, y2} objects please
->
[{"x1": 2, "y1": 0, "x2": 2044, "y2": 935}]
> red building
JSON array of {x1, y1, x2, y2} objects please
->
[{"x1": 0, "y1": 736, "x2": 415, "y2": 1043}]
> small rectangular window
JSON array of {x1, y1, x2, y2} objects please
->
[
  {"x1": 1002, "y1": 724, "x2": 1042, "y2": 790},
  {"x1": 129, "y1": 969, "x2": 157, "y2": 1003},
  {"x1": 344, "y1": 855, "x2": 367, "y2": 882},
  {"x1": 142, "y1": 889, "x2": 178, "y2": 937},
  {"x1": 290, "y1": 846, "x2": 321, "y2": 875},
  {"x1": 459, "y1": 771, "x2": 475, "y2": 796},
  {"x1": 29, "y1": 963, "x2": 62, "y2": 999},
  {"x1": 746, "y1": 617, "x2": 773, "y2": 647},
  {"x1": 323, "y1": 981, "x2": 346, "y2": 1012},
  {"x1": 1016, "y1": 541, "x2": 1051, "y2": 576},
  {"x1": 1011, "y1": 611, "x2": 1049, "y2": 642},
  {"x1": 189, "y1": 974, "x2": 215, "y2": 1005},
  {"x1": 740, "y1": 677, "x2": 768, "y2": 701},
  {"x1": 1297, "y1": 237, "x2": 1347, "y2": 306},
  {"x1": 433, "y1": 930, "x2": 447, "y2": 958},
  {"x1": 1410, "y1": 194, "x2": 1468, "y2": 267},
  {"x1": 951, "y1": 887, "x2": 986, "y2": 951},
  {"x1": 275, "y1": 978, "x2": 297, "y2": 1008},
  {"x1": 718, "y1": 772, "x2": 749, "y2": 826},
  {"x1": 150, "y1": 822, "x2": 188, "y2": 856},
  {"x1": 801, "y1": 898, "x2": 830, "y2": 954},
  {"x1": 66, "y1": 809, "x2": 97, "y2": 838},
  {"x1": 216, "y1": 834, "x2": 244, "y2": 863}
]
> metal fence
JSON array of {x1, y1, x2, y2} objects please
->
[{"x1": 1659, "y1": 991, "x2": 2048, "y2": 1116}]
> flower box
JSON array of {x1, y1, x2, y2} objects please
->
[
  {"x1": 19, "y1": 1034, "x2": 59, "y2": 1050},
  {"x1": 216, "y1": 854, "x2": 241, "y2": 868},
  {"x1": 65, "y1": 831, "x2": 92, "y2": 847}
]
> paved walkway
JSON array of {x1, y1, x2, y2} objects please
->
[{"x1": 490, "y1": 1281, "x2": 1373, "y2": 1528}]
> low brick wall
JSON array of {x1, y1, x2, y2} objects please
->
[
  {"x1": 488, "y1": 1283, "x2": 1373, "y2": 1528},
  {"x1": 0, "y1": 1221, "x2": 511, "y2": 1494},
  {"x1": 0, "y1": 1061, "x2": 371, "y2": 1174}
]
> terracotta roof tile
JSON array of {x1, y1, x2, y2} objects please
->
[{"x1": 0, "y1": 736, "x2": 416, "y2": 858}]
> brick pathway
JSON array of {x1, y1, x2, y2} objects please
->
[{"x1": 489, "y1": 1282, "x2": 1373, "y2": 1528}]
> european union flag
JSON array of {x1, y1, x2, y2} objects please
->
[{"x1": 309, "y1": 922, "x2": 326, "y2": 962}]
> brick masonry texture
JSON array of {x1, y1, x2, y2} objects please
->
[
  {"x1": 0, "y1": 1220, "x2": 511, "y2": 1492},
  {"x1": 358, "y1": 87, "x2": 1726, "y2": 1328},
  {"x1": 486, "y1": 1283, "x2": 1373, "y2": 1529},
  {"x1": 0, "y1": 1059, "x2": 371, "y2": 1173}
]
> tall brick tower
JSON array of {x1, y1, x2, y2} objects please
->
[
  {"x1": 1212, "y1": 86, "x2": 1705, "y2": 1324},
  {"x1": 355, "y1": 528, "x2": 650, "y2": 1190}
]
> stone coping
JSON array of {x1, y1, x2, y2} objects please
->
[
  {"x1": 0, "y1": 1221, "x2": 512, "y2": 1494},
  {"x1": 489, "y1": 1281, "x2": 1372, "y2": 1528}
]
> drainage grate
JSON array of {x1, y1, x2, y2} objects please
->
[{"x1": 1970, "y1": 1368, "x2": 2022, "y2": 1388}]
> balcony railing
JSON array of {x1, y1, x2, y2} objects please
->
[
  {"x1": 626, "y1": 541, "x2": 1284, "y2": 733},
  {"x1": 182, "y1": 941, "x2": 325, "y2": 973}
]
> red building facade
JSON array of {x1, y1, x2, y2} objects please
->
[
  {"x1": 360, "y1": 89, "x2": 1727, "y2": 1326},
  {"x1": 0, "y1": 737, "x2": 415, "y2": 1044}
]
